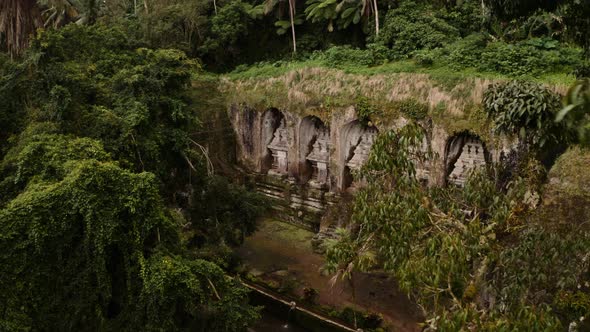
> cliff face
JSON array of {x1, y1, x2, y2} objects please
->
[
  {"x1": 224, "y1": 69, "x2": 530, "y2": 188},
  {"x1": 222, "y1": 67, "x2": 568, "y2": 137},
  {"x1": 222, "y1": 69, "x2": 537, "y2": 229}
]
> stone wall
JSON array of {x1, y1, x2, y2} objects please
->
[{"x1": 229, "y1": 104, "x2": 511, "y2": 229}]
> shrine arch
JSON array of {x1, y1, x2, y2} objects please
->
[
  {"x1": 299, "y1": 116, "x2": 330, "y2": 186},
  {"x1": 260, "y1": 108, "x2": 286, "y2": 174},
  {"x1": 339, "y1": 120, "x2": 378, "y2": 191}
]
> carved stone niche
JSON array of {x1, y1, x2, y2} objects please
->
[
  {"x1": 446, "y1": 135, "x2": 487, "y2": 186},
  {"x1": 267, "y1": 118, "x2": 289, "y2": 176},
  {"x1": 413, "y1": 136, "x2": 431, "y2": 185},
  {"x1": 341, "y1": 123, "x2": 378, "y2": 191},
  {"x1": 346, "y1": 131, "x2": 376, "y2": 171},
  {"x1": 305, "y1": 128, "x2": 331, "y2": 188}
]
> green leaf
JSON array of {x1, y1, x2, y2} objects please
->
[
  {"x1": 341, "y1": 7, "x2": 356, "y2": 19},
  {"x1": 274, "y1": 20, "x2": 291, "y2": 29},
  {"x1": 556, "y1": 104, "x2": 576, "y2": 122},
  {"x1": 353, "y1": 11, "x2": 361, "y2": 24}
]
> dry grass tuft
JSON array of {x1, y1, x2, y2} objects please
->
[{"x1": 220, "y1": 67, "x2": 567, "y2": 138}]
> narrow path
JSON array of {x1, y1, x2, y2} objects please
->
[{"x1": 236, "y1": 219, "x2": 422, "y2": 332}]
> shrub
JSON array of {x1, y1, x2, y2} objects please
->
[
  {"x1": 554, "y1": 290, "x2": 590, "y2": 328},
  {"x1": 484, "y1": 80, "x2": 564, "y2": 147},
  {"x1": 313, "y1": 46, "x2": 369, "y2": 66},
  {"x1": 355, "y1": 96, "x2": 381, "y2": 126},
  {"x1": 446, "y1": 33, "x2": 490, "y2": 69},
  {"x1": 378, "y1": 2, "x2": 459, "y2": 57},
  {"x1": 437, "y1": 0, "x2": 484, "y2": 36},
  {"x1": 413, "y1": 48, "x2": 439, "y2": 66},
  {"x1": 574, "y1": 61, "x2": 590, "y2": 79},
  {"x1": 479, "y1": 41, "x2": 546, "y2": 76},
  {"x1": 312, "y1": 44, "x2": 392, "y2": 67},
  {"x1": 395, "y1": 98, "x2": 429, "y2": 121},
  {"x1": 366, "y1": 43, "x2": 393, "y2": 65},
  {"x1": 447, "y1": 37, "x2": 583, "y2": 77}
]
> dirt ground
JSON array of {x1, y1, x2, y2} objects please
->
[{"x1": 236, "y1": 219, "x2": 422, "y2": 332}]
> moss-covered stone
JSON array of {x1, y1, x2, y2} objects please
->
[
  {"x1": 221, "y1": 68, "x2": 568, "y2": 141},
  {"x1": 536, "y1": 146, "x2": 590, "y2": 226}
]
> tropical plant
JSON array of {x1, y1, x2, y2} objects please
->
[
  {"x1": 0, "y1": 56, "x2": 27, "y2": 157},
  {"x1": 0, "y1": 24, "x2": 265, "y2": 331},
  {"x1": 255, "y1": 0, "x2": 301, "y2": 54},
  {"x1": 200, "y1": 1, "x2": 257, "y2": 66},
  {"x1": 325, "y1": 122, "x2": 590, "y2": 329},
  {"x1": 562, "y1": 0, "x2": 590, "y2": 56},
  {"x1": 483, "y1": 0, "x2": 560, "y2": 21},
  {"x1": 483, "y1": 80, "x2": 565, "y2": 147},
  {"x1": 557, "y1": 78, "x2": 590, "y2": 146},
  {"x1": 377, "y1": 1, "x2": 459, "y2": 57},
  {"x1": 0, "y1": 127, "x2": 260, "y2": 331},
  {"x1": 304, "y1": 0, "x2": 380, "y2": 35}
]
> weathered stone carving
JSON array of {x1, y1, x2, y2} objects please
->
[
  {"x1": 413, "y1": 137, "x2": 431, "y2": 183},
  {"x1": 305, "y1": 128, "x2": 330, "y2": 186},
  {"x1": 346, "y1": 131, "x2": 376, "y2": 171},
  {"x1": 267, "y1": 118, "x2": 289, "y2": 176},
  {"x1": 229, "y1": 106, "x2": 510, "y2": 229},
  {"x1": 448, "y1": 137, "x2": 486, "y2": 186}
]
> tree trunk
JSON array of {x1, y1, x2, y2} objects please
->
[
  {"x1": 373, "y1": 0, "x2": 379, "y2": 36},
  {"x1": 288, "y1": 0, "x2": 297, "y2": 55},
  {"x1": 0, "y1": 0, "x2": 42, "y2": 58}
]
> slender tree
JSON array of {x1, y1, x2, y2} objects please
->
[
  {"x1": 261, "y1": 0, "x2": 298, "y2": 55},
  {"x1": 372, "y1": 0, "x2": 379, "y2": 36},
  {"x1": 288, "y1": 0, "x2": 297, "y2": 54}
]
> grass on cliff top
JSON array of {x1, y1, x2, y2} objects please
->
[
  {"x1": 226, "y1": 59, "x2": 577, "y2": 87},
  {"x1": 219, "y1": 59, "x2": 574, "y2": 142}
]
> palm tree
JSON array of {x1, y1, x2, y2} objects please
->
[
  {"x1": 0, "y1": 0, "x2": 42, "y2": 58},
  {"x1": 305, "y1": 0, "x2": 379, "y2": 36}
]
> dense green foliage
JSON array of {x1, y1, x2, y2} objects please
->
[
  {"x1": 2, "y1": 0, "x2": 590, "y2": 330},
  {"x1": 378, "y1": 2, "x2": 461, "y2": 57},
  {"x1": 325, "y1": 122, "x2": 590, "y2": 330},
  {"x1": 484, "y1": 80, "x2": 564, "y2": 147},
  {"x1": 28, "y1": 25, "x2": 197, "y2": 179},
  {"x1": 0, "y1": 55, "x2": 27, "y2": 156},
  {"x1": 4, "y1": 0, "x2": 588, "y2": 74},
  {"x1": 0, "y1": 25, "x2": 263, "y2": 331}
]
